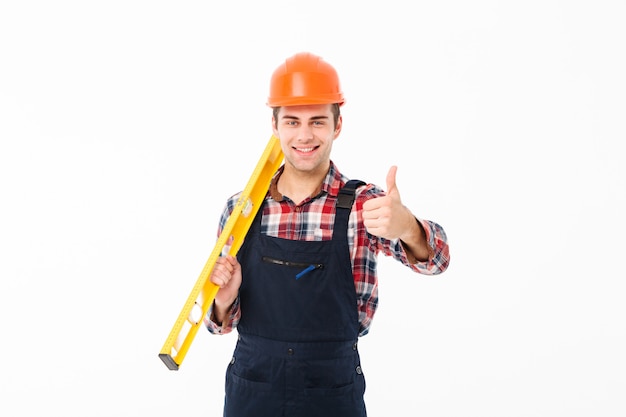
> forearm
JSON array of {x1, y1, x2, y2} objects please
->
[
  {"x1": 206, "y1": 297, "x2": 240, "y2": 334},
  {"x1": 399, "y1": 216, "x2": 431, "y2": 263},
  {"x1": 212, "y1": 298, "x2": 235, "y2": 325},
  {"x1": 405, "y1": 218, "x2": 450, "y2": 274}
]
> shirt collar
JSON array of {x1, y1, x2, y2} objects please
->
[{"x1": 268, "y1": 161, "x2": 344, "y2": 202}]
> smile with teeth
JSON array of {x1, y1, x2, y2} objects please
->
[{"x1": 294, "y1": 146, "x2": 318, "y2": 153}]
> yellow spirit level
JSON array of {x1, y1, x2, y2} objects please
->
[{"x1": 159, "y1": 135, "x2": 284, "y2": 370}]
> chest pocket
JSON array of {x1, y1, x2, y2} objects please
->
[{"x1": 261, "y1": 256, "x2": 325, "y2": 280}]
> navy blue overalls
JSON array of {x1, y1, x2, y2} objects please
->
[{"x1": 223, "y1": 180, "x2": 367, "y2": 417}]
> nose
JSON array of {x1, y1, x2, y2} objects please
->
[{"x1": 296, "y1": 124, "x2": 314, "y2": 142}]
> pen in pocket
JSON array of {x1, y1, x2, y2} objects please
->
[{"x1": 295, "y1": 264, "x2": 317, "y2": 280}]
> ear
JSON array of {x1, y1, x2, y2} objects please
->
[
  {"x1": 333, "y1": 115, "x2": 343, "y2": 139},
  {"x1": 272, "y1": 115, "x2": 279, "y2": 137}
]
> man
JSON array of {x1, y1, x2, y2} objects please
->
[{"x1": 205, "y1": 52, "x2": 450, "y2": 417}]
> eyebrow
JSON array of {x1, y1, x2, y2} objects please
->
[{"x1": 280, "y1": 115, "x2": 329, "y2": 121}]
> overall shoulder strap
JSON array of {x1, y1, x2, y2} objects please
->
[
  {"x1": 336, "y1": 179, "x2": 366, "y2": 210},
  {"x1": 333, "y1": 179, "x2": 366, "y2": 242}
]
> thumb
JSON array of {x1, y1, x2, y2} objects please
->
[{"x1": 386, "y1": 165, "x2": 399, "y2": 195}]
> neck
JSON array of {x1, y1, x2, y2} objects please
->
[{"x1": 278, "y1": 162, "x2": 329, "y2": 204}]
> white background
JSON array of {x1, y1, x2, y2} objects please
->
[{"x1": 1, "y1": 1, "x2": 625, "y2": 416}]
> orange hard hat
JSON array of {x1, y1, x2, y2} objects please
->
[{"x1": 267, "y1": 52, "x2": 344, "y2": 107}]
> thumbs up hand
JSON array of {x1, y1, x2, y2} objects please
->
[{"x1": 362, "y1": 166, "x2": 417, "y2": 241}]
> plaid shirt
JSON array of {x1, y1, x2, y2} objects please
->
[{"x1": 206, "y1": 161, "x2": 450, "y2": 337}]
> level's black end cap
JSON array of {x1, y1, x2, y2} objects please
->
[{"x1": 159, "y1": 353, "x2": 180, "y2": 371}]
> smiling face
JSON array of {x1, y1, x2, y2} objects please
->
[{"x1": 272, "y1": 104, "x2": 342, "y2": 178}]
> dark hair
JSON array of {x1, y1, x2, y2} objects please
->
[{"x1": 272, "y1": 103, "x2": 341, "y2": 129}]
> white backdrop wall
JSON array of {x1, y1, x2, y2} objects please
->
[{"x1": 1, "y1": 1, "x2": 624, "y2": 416}]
